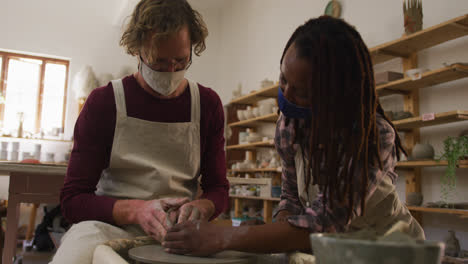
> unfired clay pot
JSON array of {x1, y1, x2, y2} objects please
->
[
  {"x1": 411, "y1": 143, "x2": 435, "y2": 160},
  {"x1": 407, "y1": 192, "x2": 423, "y2": 206},
  {"x1": 393, "y1": 111, "x2": 413, "y2": 120},
  {"x1": 444, "y1": 230, "x2": 461, "y2": 257}
]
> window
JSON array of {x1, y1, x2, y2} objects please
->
[{"x1": 0, "y1": 51, "x2": 69, "y2": 136}]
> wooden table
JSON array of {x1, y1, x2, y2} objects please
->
[{"x1": 0, "y1": 162, "x2": 66, "y2": 264}]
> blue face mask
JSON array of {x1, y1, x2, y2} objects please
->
[{"x1": 278, "y1": 87, "x2": 312, "y2": 119}]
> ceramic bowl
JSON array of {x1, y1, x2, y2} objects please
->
[
  {"x1": 411, "y1": 143, "x2": 435, "y2": 160},
  {"x1": 247, "y1": 135, "x2": 262, "y2": 143},
  {"x1": 239, "y1": 132, "x2": 248, "y2": 144},
  {"x1": 393, "y1": 111, "x2": 413, "y2": 120},
  {"x1": 244, "y1": 109, "x2": 254, "y2": 120},
  {"x1": 407, "y1": 192, "x2": 423, "y2": 206},
  {"x1": 261, "y1": 79, "x2": 274, "y2": 88},
  {"x1": 405, "y1": 68, "x2": 424, "y2": 81},
  {"x1": 252, "y1": 107, "x2": 260, "y2": 117},
  {"x1": 237, "y1": 110, "x2": 245, "y2": 121},
  {"x1": 272, "y1": 106, "x2": 279, "y2": 114},
  {"x1": 310, "y1": 233, "x2": 444, "y2": 264},
  {"x1": 259, "y1": 105, "x2": 271, "y2": 116}
]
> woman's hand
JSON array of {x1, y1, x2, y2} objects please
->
[{"x1": 162, "y1": 221, "x2": 228, "y2": 256}]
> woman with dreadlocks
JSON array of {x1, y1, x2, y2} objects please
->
[{"x1": 162, "y1": 16, "x2": 425, "y2": 255}]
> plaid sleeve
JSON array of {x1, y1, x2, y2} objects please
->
[
  {"x1": 285, "y1": 115, "x2": 398, "y2": 232},
  {"x1": 274, "y1": 114, "x2": 303, "y2": 216}
]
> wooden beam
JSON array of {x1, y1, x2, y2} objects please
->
[
  {"x1": 263, "y1": 200, "x2": 273, "y2": 223},
  {"x1": 401, "y1": 52, "x2": 423, "y2": 225},
  {"x1": 234, "y1": 198, "x2": 242, "y2": 218}
]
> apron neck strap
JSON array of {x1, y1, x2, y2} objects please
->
[
  {"x1": 112, "y1": 79, "x2": 127, "y2": 117},
  {"x1": 112, "y1": 79, "x2": 200, "y2": 123},
  {"x1": 188, "y1": 80, "x2": 200, "y2": 123}
]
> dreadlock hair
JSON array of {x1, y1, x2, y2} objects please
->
[{"x1": 280, "y1": 16, "x2": 406, "y2": 223}]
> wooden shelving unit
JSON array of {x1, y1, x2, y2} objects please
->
[
  {"x1": 228, "y1": 113, "x2": 278, "y2": 128},
  {"x1": 228, "y1": 177, "x2": 272, "y2": 185},
  {"x1": 370, "y1": 14, "x2": 468, "y2": 64},
  {"x1": 370, "y1": 14, "x2": 468, "y2": 231},
  {"x1": 225, "y1": 83, "x2": 281, "y2": 224},
  {"x1": 376, "y1": 64, "x2": 468, "y2": 97},
  {"x1": 228, "y1": 84, "x2": 278, "y2": 105},
  {"x1": 0, "y1": 136, "x2": 72, "y2": 143},
  {"x1": 393, "y1": 110, "x2": 468, "y2": 130},
  {"x1": 230, "y1": 194, "x2": 280, "y2": 202},
  {"x1": 397, "y1": 160, "x2": 468, "y2": 169},
  {"x1": 407, "y1": 206, "x2": 468, "y2": 218},
  {"x1": 226, "y1": 141, "x2": 275, "y2": 150},
  {"x1": 228, "y1": 168, "x2": 281, "y2": 173}
]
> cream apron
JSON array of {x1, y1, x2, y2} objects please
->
[
  {"x1": 295, "y1": 147, "x2": 425, "y2": 240},
  {"x1": 51, "y1": 79, "x2": 201, "y2": 264}
]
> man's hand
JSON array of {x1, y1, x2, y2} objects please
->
[
  {"x1": 134, "y1": 197, "x2": 190, "y2": 242},
  {"x1": 177, "y1": 199, "x2": 215, "y2": 223}
]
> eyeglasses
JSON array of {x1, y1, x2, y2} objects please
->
[
  {"x1": 147, "y1": 57, "x2": 192, "y2": 71},
  {"x1": 140, "y1": 48, "x2": 193, "y2": 71}
]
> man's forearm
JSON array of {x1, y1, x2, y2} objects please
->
[{"x1": 112, "y1": 199, "x2": 145, "y2": 226}]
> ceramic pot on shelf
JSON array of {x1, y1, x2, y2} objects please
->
[
  {"x1": 406, "y1": 192, "x2": 423, "y2": 206},
  {"x1": 411, "y1": 143, "x2": 435, "y2": 160},
  {"x1": 444, "y1": 230, "x2": 461, "y2": 257},
  {"x1": 252, "y1": 107, "x2": 260, "y2": 118},
  {"x1": 244, "y1": 107, "x2": 254, "y2": 120},
  {"x1": 237, "y1": 110, "x2": 246, "y2": 121}
]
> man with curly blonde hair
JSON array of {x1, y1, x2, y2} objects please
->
[{"x1": 52, "y1": 1, "x2": 228, "y2": 263}]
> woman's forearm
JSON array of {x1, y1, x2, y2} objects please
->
[{"x1": 224, "y1": 221, "x2": 311, "y2": 253}]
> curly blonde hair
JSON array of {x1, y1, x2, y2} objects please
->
[{"x1": 120, "y1": 0, "x2": 208, "y2": 63}]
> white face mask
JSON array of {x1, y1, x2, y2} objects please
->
[{"x1": 139, "y1": 59, "x2": 186, "y2": 96}]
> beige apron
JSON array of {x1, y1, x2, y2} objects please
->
[
  {"x1": 96, "y1": 79, "x2": 201, "y2": 200},
  {"x1": 51, "y1": 79, "x2": 202, "y2": 264},
  {"x1": 295, "y1": 148, "x2": 425, "y2": 240}
]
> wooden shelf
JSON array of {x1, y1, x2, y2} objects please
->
[
  {"x1": 230, "y1": 194, "x2": 280, "y2": 202},
  {"x1": 408, "y1": 206, "x2": 468, "y2": 218},
  {"x1": 377, "y1": 64, "x2": 468, "y2": 97},
  {"x1": 0, "y1": 136, "x2": 72, "y2": 143},
  {"x1": 226, "y1": 141, "x2": 275, "y2": 150},
  {"x1": 370, "y1": 14, "x2": 468, "y2": 64},
  {"x1": 228, "y1": 84, "x2": 278, "y2": 105},
  {"x1": 228, "y1": 168, "x2": 281, "y2": 173},
  {"x1": 393, "y1": 110, "x2": 468, "y2": 130},
  {"x1": 228, "y1": 177, "x2": 272, "y2": 185},
  {"x1": 228, "y1": 113, "x2": 279, "y2": 127},
  {"x1": 397, "y1": 160, "x2": 468, "y2": 169}
]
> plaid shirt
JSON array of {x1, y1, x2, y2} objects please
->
[{"x1": 274, "y1": 113, "x2": 398, "y2": 233}]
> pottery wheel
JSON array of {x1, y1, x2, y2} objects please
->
[{"x1": 128, "y1": 245, "x2": 253, "y2": 264}]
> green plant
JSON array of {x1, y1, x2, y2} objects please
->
[{"x1": 437, "y1": 135, "x2": 468, "y2": 202}]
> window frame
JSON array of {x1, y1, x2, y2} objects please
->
[{"x1": 0, "y1": 51, "x2": 69, "y2": 133}]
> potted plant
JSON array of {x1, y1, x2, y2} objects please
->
[{"x1": 437, "y1": 135, "x2": 468, "y2": 203}]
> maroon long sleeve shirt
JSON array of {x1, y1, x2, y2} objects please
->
[{"x1": 61, "y1": 75, "x2": 229, "y2": 224}]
